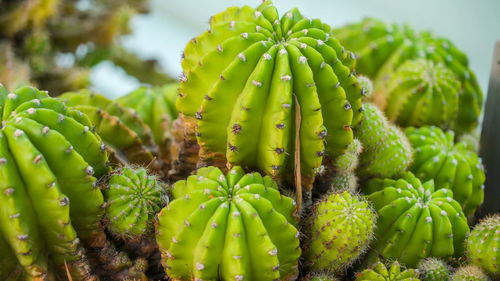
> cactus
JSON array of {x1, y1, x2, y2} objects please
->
[
  {"x1": 302, "y1": 272, "x2": 339, "y2": 281},
  {"x1": 355, "y1": 261, "x2": 420, "y2": 281},
  {"x1": 328, "y1": 139, "x2": 362, "y2": 192},
  {"x1": 451, "y1": 265, "x2": 491, "y2": 281},
  {"x1": 304, "y1": 191, "x2": 376, "y2": 272},
  {"x1": 60, "y1": 90, "x2": 162, "y2": 170},
  {"x1": 156, "y1": 166, "x2": 301, "y2": 281},
  {"x1": 466, "y1": 215, "x2": 500, "y2": 276},
  {"x1": 365, "y1": 172, "x2": 469, "y2": 266},
  {"x1": 176, "y1": 1, "x2": 365, "y2": 189},
  {"x1": 355, "y1": 103, "x2": 413, "y2": 179},
  {"x1": 334, "y1": 18, "x2": 483, "y2": 134},
  {"x1": 417, "y1": 258, "x2": 451, "y2": 281},
  {"x1": 406, "y1": 126, "x2": 485, "y2": 215}
]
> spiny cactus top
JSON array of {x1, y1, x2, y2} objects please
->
[
  {"x1": 355, "y1": 261, "x2": 420, "y2": 281},
  {"x1": 406, "y1": 126, "x2": 485, "y2": 216},
  {"x1": 105, "y1": 167, "x2": 168, "y2": 238},
  {"x1": 365, "y1": 172, "x2": 469, "y2": 266},
  {"x1": 451, "y1": 265, "x2": 491, "y2": 281},
  {"x1": 0, "y1": 86, "x2": 108, "y2": 279},
  {"x1": 417, "y1": 258, "x2": 451, "y2": 281},
  {"x1": 177, "y1": 1, "x2": 365, "y2": 188},
  {"x1": 156, "y1": 166, "x2": 300, "y2": 281},
  {"x1": 466, "y1": 215, "x2": 500, "y2": 276},
  {"x1": 334, "y1": 18, "x2": 483, "y2": 134}
]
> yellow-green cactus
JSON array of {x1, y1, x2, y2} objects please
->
[
  {"x1": 451, "y1": 265, "x2": 491, "y2": 281},
  {"x1": 355, "y1": 261, "x2": 420, "y2": 281},
  {"x1": 466, "y1": 215, "x2": 500, "y2": 277},
  {"x1": 417, "y1": 258, "x2": 451, "y2": 281},
  {"x1": 156, "y1": 166, "x2": 301, "y2": 281}
]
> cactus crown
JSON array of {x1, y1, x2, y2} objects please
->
[
  {"x1": 466, "y1": 214, "x2": 500, "y2": 276},
  {"x1": 417, "y1": 258, "x2": 451, "y2": 281},
  {"x1": 451, "y1": 265, "x2": 491, "y2": 281},
  {"x1": 355, "y1": 261, "x2": 421, "y2": 281}
]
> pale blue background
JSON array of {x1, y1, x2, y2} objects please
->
[{"x1": 91, "y1": 0, "x2": 500, "y2": 99}]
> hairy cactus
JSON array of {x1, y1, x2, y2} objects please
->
[
  {"x1": 329, "y1": 139, "x2": 362, "y2": 192},
  {"x1": 417, "y1": 258, "x2": 451, "y2": 281},
  {"x1": 334, "y1": 18, "x2": 483, "y2": 134},
  {"x1": 302, "y1": 272, "x2": 339, "y2": 281},
  {"x1": 406, "y1": 126, "x2": 485, "y2": 215},
  {"x1": 355, "y1": 103, "x2": 413, "y2": 179},
  {"x1": 451, "y1": 265, "x2": 490, "y2": 281},
  {"x1": 60, "y1": 90, "x2": 161, "y2": 170},
  {"x1": 466, "y1": 215, "x2": 500, "y2": 276},
  {"x1": 156, "y1": 166, "x2": 301, "y2": 281},
  {"x1": 304, "y1": 191, "x2": 376, "y2": 272},
  {"x1": 355, "y1": 261, "x2": 420, "y2": 281},
  {"x1": 176, "y1": 1, "x2": 365, "y2": 189},
  {"x1": 365, "y1": 172, "x2": 469, "y2": 266}
]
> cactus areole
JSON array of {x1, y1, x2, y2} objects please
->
[{"x1": 176, "y1": 1, "x2": 364, "y2": 189}]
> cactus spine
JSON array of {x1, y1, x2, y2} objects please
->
[
  {"x1": 451, "y1": 265, "x2": 491, "y2": 281},
  {"x1": 417, "y1": 258, "x2": 451, "y2": 281},
  {"x1": 355, "y1": 261, "x2": 420, "y2": 281},
  {"x1": 466, "y1": 215, "x2": 500, "y2": 276}
]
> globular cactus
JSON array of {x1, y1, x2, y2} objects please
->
[
  {"x1": 466, "y1": 215, "x2": 500, "y2": 276},
  {"x1": 365, "y1": 172, "x2": 469, "y2": 266},
  {"x1": 117, "y1": 85, "x2": 178, "y2": 167},
  {"x1": 406, "y1": 126, "x2": 485, "y2": 215},
  {"x1": 329, "y1": 139, "x2": 362, "y2": 192},
  {"x1": 355, "y1": 103, "x2": 413, "y2": 179},
  {"x1": 304, "y1": 191, "x2": 376, "y2": 272},
  {"x1": 417, "y1": 258, "x2": 451, "y2": 281},
  {"x1": 176, "y1": 1, "x2": 365, "y2": 189},
  {"x1": 60, "y1": 90, "x2": 161, "y2": 170},
  {"x1": 334, "y1": 18, "x2": 483, "y2": 134},
  {"x1": 302, "y1": 272, "x2": 339, "y2": 281},
  {"x1": 355, "y1": 261, "x2": 420, "y2": 281},
  {"x1": 156, "y1": 166, "x2": 301, "y2": 281},
  {"x1": 451, "y1": 265, "x2": 491, "y2": 281}
]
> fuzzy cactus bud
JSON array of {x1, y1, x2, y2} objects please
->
[
  {"x1": 451, "y1": 265, "x2": 491, "y2": 281},
  {"x1": 466, "y1": 215, "x2": 500, "y2": 276},
  {"x1": 417, "y1": 258, "x2": 451, "y2": 281},
  {"x1": 302, "y1": 272, "x2": 339, "y2": 281}
]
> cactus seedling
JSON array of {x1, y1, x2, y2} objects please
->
[
  {"x1": 365, "y1": 172, "x2": 469, "y2": 266},
  {"x1": 156, "y1": 166, "x2": 301, "y2": 281},
  {"x1": 406, "y1": 126, "x2": 485, "y2": 215},
  {"x1": 355, "y1": 261, "x2": 420, "y2": 281},
  {"x1": 450, "y1": 265, "x2": 491, "y2": 281},
  {"x1": 466, "y1": 215, "x2": 500, "y2": 276},
  {"x1": 417, "y1": 258, "x2": 451, "y2": 281},
  {"x1": 176, "y1": 1, "x2": 364, "y2": 189}
]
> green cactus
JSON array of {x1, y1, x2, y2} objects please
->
[
  {"x1": 176, "y1": 1, "x2": 364, "y2": 189},
  {"x1": 304, "y1": 191, "x2": 376, "y2": 272},
  {"x1": 334, "y1": 18, "x2": 483, "y2": 134},
  {"x1": 355, "y1": 103, "x2": 413, "y2": 179},
  {"x1": 329, "y1": 138, "x2": 362, "y2": 192},
  {"x1": 466, "y1": 215, "x2": 500, "y2": 276},
  {"x1": 302, "y1": 272, "x2": 339, "y2": 281},
  {"x1": 355, "y1": 261, "x2": 420, "y2": 281},
  {"x1": 365, "y1": 172, "x2": 469, "y2": 266},
  {"x1": 417, "y1": 258, "x2": 451, "y2": 281},
  {"x1": 156, "y1": 166, "x2": 301, "y2": 281},
  {"x1": 406, "y1": 126, "x2": 485, "y2": 216},
  {"x1": 451, "y1": 265, "x2": 491, "y2": 281}
]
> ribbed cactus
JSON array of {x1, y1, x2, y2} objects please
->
[
  {"x1": 355, "y1": 261, "x2": 420, "y2": 281},
  {"x1": 466, "y1": 215, "x2": 500, "y2": 276},
  {"x1": 365, "y1": 172, "x2": 469, "y2": 266},
  {"x1": 302, "y1": 273, "x2": 339, "y2": 281},
  {"x1": 156, "y1": 166, "x2": 301, "y2": 281},
  {"x1": 451, "y1": 265, "x2": 491, "y2": 281},
  {"x1": 176, "y1": 1, "x2": 365, "y2": 188},
  {"x1": 60, "y1": 90, "x2": 161, "y2": 170},
  {"x1": 406, "y1": 126, "x2": 485, "y2": 215},
  {"x1": 355, "y1": 103, "x2": 413, "y2": 179},
  {"x1": 417, "y1": 258, "x2": 451, "y2": 281},
  {"x1": 304, "y1": 191, "x2": 376, "y2": 272},
  {"x1": 334, "y1": 18, "x2": 483, "y2": 134},
  {"x1": 0, "y1": 85, "x2": 108, "y2": 279}
]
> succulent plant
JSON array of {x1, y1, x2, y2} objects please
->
[
  {"x1": 466, "y1": 215, "x2": 500, "y2": 276},
  {"x1": 355, "y1": 103, "x2": 413, "y2": 179},
  {"x1": 406, "y1": 126, "x2": 485, "y2": 215},
  {"x1": 304, "y1": 191, "x2": 376, "y2": 272},
  {"x1": 156, "y1": 166, "x2": 301, "y2": 281},
  {"x1": 334, "y1": 18, "x2": 483, "y2": 134},
  {"x1": 365, "y1": 172, "x2": 469, "y2": 266},
  {"x1": 175, "y1": 1, "x2": 365, "y2": 189},
  {"x1": 302, "y1": 272, "x2": 339, "y2": 281},
  {"x1": 450, "y1": 265, "x2": 491, "y2": 281},
  {"x1": 355, "y1": 261, "x2": 420, "y2": 281},
  {"x1": 417, "y1": 258, "x2": 451, "y2": 281},
  {"x1": 59, "y1": 90, "x2": 161, "y2": 170}
]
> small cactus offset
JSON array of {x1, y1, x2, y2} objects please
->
[
  {"x1": 365, "y1": 172, "x2": 469, "y2": 266},
  {"x1": 355, "y1": 103, "x2": 413, "y2": 179},
  {"x1": 406, "y1": 126, "x2": 485, "y2": 215},
  {"x1": 329, "y1": 139, "x2": 362, "y2": 192},
  {"x1": 451, "y1": 265, "x2": 491, "y2": 281},
  {"x1": 355, "y1": 261, "x2": 420, "y2": 281},
  {"x1": 176, "y1": 1, "x2": 365, "y2": 188},
  {"x1": 417, "y1": 258, "x2": 451, "y2": 281},
  {"x1": 156, "y1": 166, "x2": 301, "y2": 281},
  {"x1": 302, "y1": 272, "x2": 339, "y2": 281},
  {"x1": 466, "y1": 215, "x2": 500, "y2": 276},
  {"x1": 304, "y1": 191, "x2": 376, "y2": 272}
]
